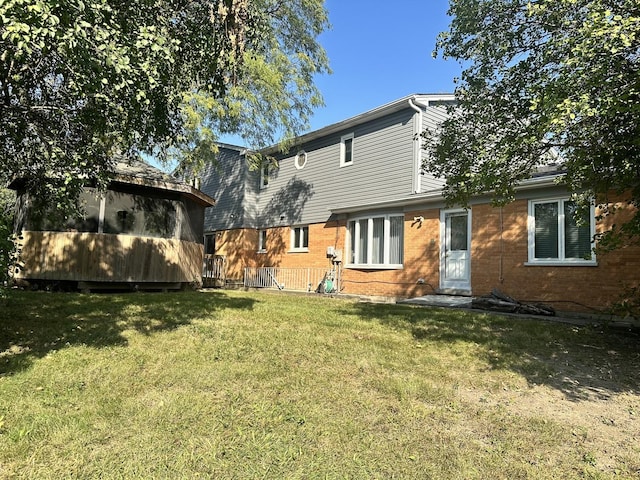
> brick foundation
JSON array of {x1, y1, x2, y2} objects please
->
[{"x1": 212, "y1": 200, "x2": 640, "y2": 313}]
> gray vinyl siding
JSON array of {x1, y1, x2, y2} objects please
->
[
  {"x1": 201, "y1": 146, "x2": 248, "y2": 232},
  {"x1": 255, "y1": 108, "x2": 416, "y2": 227},
  {"x1": 420, "y1": 105, "x2": 449, "y2": 193}
]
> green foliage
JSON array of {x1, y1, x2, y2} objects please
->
[
  {"x1": 1, "y1": 0, "x2": 330, "y2": 210},
  {"x1": 610, "y1": 284, "x2": 640, "y2": 319},
  {"x1": 0, "y1": 188, "x2": 17, "y2": 296},
  {"x1": 424, "y1": 0, "x2": 640, "y2": 248}
]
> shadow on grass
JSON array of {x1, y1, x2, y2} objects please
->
[
  {"x1": 343, "y1": 302, "x2": 640, "y2": 402},
  {"x1": 0, "y1": 290, "x2": 257, "y2": 375}
]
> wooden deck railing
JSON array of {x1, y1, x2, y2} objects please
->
[
  {"x1": 202, "y1": 255, "x2": 226, "y2": 287},
  {"x1": 16, "y1": 231, "x2": 204, "y2": 284}
]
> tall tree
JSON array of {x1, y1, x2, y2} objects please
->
[
  {"x1": 424, "y1": 0, "x2": 640, "y2": 249},
  {"x1": 1, "y1": 0, "x2": 329, "y2": 213}
]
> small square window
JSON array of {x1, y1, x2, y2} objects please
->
[
  {"x1": 340, "y1": 133, "x2": 354, "y2": 167},
  {"x1": 290, "y1": 226, "x2": 309, "y2": 251}
]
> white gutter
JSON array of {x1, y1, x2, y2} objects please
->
[
  {"x1": 330, "y1": 190, "x2": 446, "y2": 215},
  {"x1": 516, "y1": 172, "x2": 565, "y2": 190},
  {"x1": 407, "y1": 97, "x2": 423, "y2": 194}
]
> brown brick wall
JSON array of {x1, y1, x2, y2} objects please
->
[
  {"x1": 214, "y1": 200, "x2": 640, "y2": 312},
  {"x1": 470, "y1": 200, "x2": 640, "y2": 312}
]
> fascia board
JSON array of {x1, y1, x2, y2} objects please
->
[{"x1": 112, "y1": 175, "x2": 216, "y2": 207}]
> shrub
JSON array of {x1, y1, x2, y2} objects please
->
[{"x1": 0, "y1": 188, "x2": 17, "y2": 296}]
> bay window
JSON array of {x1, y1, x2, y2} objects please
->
[{"x1": 348, "y1": 214, "x2": 404, "y2": 268}]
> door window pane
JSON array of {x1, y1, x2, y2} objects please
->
[{"x1": 449, "y1": 214, "x2": 468, "y2": 251}]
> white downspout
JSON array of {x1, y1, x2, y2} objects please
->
[{"x1": 408, "y1": 97, "x2": 423, "y2": 194}]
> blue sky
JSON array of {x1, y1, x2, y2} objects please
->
[
  {"x1": 219, "y1": 0, "x2": 461, "y2": 146},
  {"x1": 310, "y1": 0, "x2": 460, "y2": 128}
]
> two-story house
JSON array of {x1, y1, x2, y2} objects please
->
[{"x1": 200, "y1": 94, "x2": 639, "y2": 313}]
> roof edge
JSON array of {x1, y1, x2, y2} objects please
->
[
  {"x1": 112, "y1": 174, "x2": 215, "y2": 207},
  {"x1": 261, "y1": 93, "x2": 455, "y2": 154},
  {"x1": 329, "y1": 173, "x2": 565, "y2": 214}
]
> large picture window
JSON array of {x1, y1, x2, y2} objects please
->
[
  {"x1": 528, "y1": 198, "x2": 595, "y2": 264},
  {"x1": 347, "y1": 214, "x2": 404, "y2": 268}
]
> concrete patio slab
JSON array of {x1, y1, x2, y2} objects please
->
[{"x1": 398, "y1": 294, "x2": 473, "y2": 309}]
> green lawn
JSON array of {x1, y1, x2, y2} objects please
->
[{"x1": 1, "y1": 290, "x2": 639, "y2": 479}]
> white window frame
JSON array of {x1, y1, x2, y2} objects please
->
[
  {"x1": 526, "y1": 197, "x2": 597, "y2": 266},
  {"x1": 346, "y1": 213, "x2": 404, "y2": 269},
  {"x1": 340, "y1": 133, "x2": 354, "y2": 167},
  {"x1": 294, "y1": 150, "x2": 307, "y2": 170},
  {"x1": 290, "y1": 225, "x2": 309, "y2": 252},
  {"x1": 257, "y1": 229, "x2": 267, "y2": 253},
  {"x1": 260, "y1": 164, "x2": 269, "y2": 189}
]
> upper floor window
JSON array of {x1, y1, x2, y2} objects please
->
[
  {"x1": 340, "y1": 133, "x2": 354, "y2": 167},
  {"x1": 347, "y1": 214, "x2": 404, "y2": 268},
  {"x1": 528, "y1": 198, "x2": 596, "y2": 265},
  {"x1": 290, "y1": 225, "x2": 309, "y2": 252},
  {"x1": 258, "y1": 229, "x2": 267, "y2": 252},
  {"x1": 260, "y1": 164, "x2": 269, "y2": 189},
  {"x1": 295, "y1": 150, "x2": 307, "y2": 170},
  {"x1": 187, "y1": 176, "x2": 201, "y2": 189}
]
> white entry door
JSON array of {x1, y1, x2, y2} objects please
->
[{"x1": 440, "y1": 210, "x2": 471, "y2": 291}]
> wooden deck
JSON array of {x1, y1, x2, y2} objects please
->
[{"x1": 16, "y1": 231, "x2": 204, "y2": 285}]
